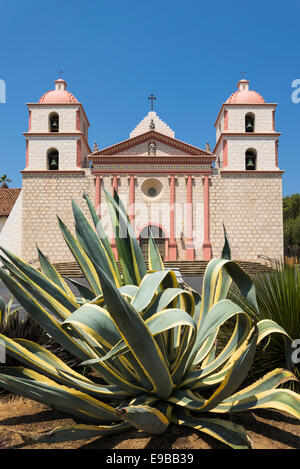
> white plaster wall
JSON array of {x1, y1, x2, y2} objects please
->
[
  {"x1": 26, "y1": 136, "x2": 79, "y2": 170},
  {"x1": 226, "y1": 136, "x2": 278, "y2": 170},
  {"x1": 215, "y1": 109, "x2": 224, "y2": 141},
  {"x1": 29, "y1": 105, "x2": 81, "y2": 133},
  {"x1": 226, "y1": 105, "x2": 276, "y2": 133},
  {"x1": 0, "y1": 192, "x2": 22, "y2": 258},
  {"x1": 130, "y1": 111, "x2": 174, "y2": 138}
]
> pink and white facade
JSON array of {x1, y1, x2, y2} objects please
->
[{"x1": 1, "y1": 77, "x2": 284, "y2": 264}]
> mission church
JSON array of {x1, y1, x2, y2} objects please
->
[{"x1": 0, "y1": 77, "x2": 284, "y2": 265}]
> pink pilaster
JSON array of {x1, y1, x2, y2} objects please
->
[
  {"x1": 223, "y1": 139, "x2": 228, "y2": 168},
  {"x1": 111, "y1": 175, "x2": 118, "y2": 259},
  {"x1": 202, "y1": 175, "x2": 212, "y2": 260},
  {"x1": 95, "y1": 175, "x2": 101, "y2": 217},
  {"x1": 76, "y1": 140, "x2": 82, "y2": 168},
  {"x1": 186, "y1": 175, "x2": 194, "y2": 260},
  {"x1": 129, "y1": 175, "x2": 135, "y2": 228},
  {"x1": 224, "y1": 110, "x2": 228, "y2": 130},
  {"x1": 28, "y1": 110, "x2": 32, "y2": 131},
  {"x1": 76, "y1": 109, "x2": 81, "y2": 131},
  {"x1": 169, "y1": 175, "x2": 177, "y2": 260},
  {"x1": 112, "y1": 175, "x2": 118, "y2": 194},
  {"x1": 26, "y1": 140, "x2": 29, "y2": 168}
]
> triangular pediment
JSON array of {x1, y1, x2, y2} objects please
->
[{"x1": 90, "y1": 131, "x2": 213, "y2": 157}]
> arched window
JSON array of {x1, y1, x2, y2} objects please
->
[
  {"x1": 49, "y1": 112, "x2": 59, "y2": 132},
  {"x1": 245, "y1": 148, "x2": 257, "y2": 170},
  {"x1": 245, "y1": 112, "x2": 255, "y2": 132},
  {"x1": 47, "y1": 149, "x2": 59, "y2": 170}
]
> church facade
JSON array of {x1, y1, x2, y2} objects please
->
[{"x1": 0, "y1": 77, "x2": 284, "y2": 265}]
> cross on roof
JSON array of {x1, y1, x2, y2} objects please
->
[
  {"x1": 148, "y1": 94, "x2": 156, "y2": 111},
  {"x1": 58, "y1": 70, "x2": 64, "y2": 78}
]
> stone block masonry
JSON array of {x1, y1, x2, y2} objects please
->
[
  {"x1": 21, "y1": 171, "x2": 95, "y2": 263},
  {"x1": 210, "y1": 172, "x2": 283, "y2": 261}
]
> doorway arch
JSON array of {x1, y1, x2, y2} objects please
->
[{"x1": 138, "y1": 224, "x2": 169, "y2": 261}]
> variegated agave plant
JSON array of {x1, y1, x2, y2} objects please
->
[{"x1": 0, "y1": 189, "x2": 299, "y2": 449}]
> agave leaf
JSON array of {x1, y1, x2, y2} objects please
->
[
  {"x1": 36, "y1": 246, "x2": 76, "y2": 299},
  {"x1": 0, "y1": 367, "x2": 118, "y2": 423},
  {"x1": 178, "y1": 327, "x2": 258, "y2": 412},
  {"x1": 9, "y1": 421, "x2": 131, "y2": 444},
  {"x1": 196, "y1": 326, "x2": 258, "y2": 412},
  {"x1": 222, "y1": 368, "x2": 297, "y2": 403},
  {"x1": 105, "y1": 189, "x2": 147, "y2": 285},
  {"x1": 87, "y1": 308, "x2": 197, "y2": 365},
  {"x1": 62, "y1": 319, "x2": 147, "y2": 394},
  {"x1": 56, "y1": 369, "x2": 130, "y2": 399},
  {"x1": 0, "y1": 335, "x2": 86, "y2": 382},
  {"x1": 189, "y1": 299, "x2": 252, "y2": 367},
  {"x1": 172, "y1": 407, "x2": 252, "y2": 449},
  {"x1": 62, "y1": 304, "x2": 152, "y2": 391},
  {"x1": 193, "y1": 314, "x2": 253, "y2": 378},
  {"x1": 0, "y1": 295, "x2": 6, "y2": 324},
  {"x1": 221, "y1": 224, "x2": 231, "y2": 260},
  {"x1": 1, "y1": 256, "x2": 73, "y2": 321},
  {"x1": 83, "y1": 191, "x2": 122, "y2": 286},
  {"x1": 65, "y1": 277, "x2": 95, "y2": 301},
  {"x1": 0, "y1": 247, "x2": 78, "y2": 312},
  {"x1": 1, "y1": 336, "x2": 126, "y2": 399},
  {"x1": 148, "y1": 229, "x2": 164, "y2": 271},
  {"x1": 58, "y1": 217, "x2": 103, "y2": 296},
  {"x1": 197, "y1": 258, "x2": 258, "y2": 333},
  {"x1": 116, "y1": 404, "x2": 170, "y2": 434},
  {"x1": 71, "y1": 199, "x2": 121, "y2": 288},
  {"x1": 142, "y1": 288, "x2": 194, "y2": 321},
  {"x1": 0, "y1": 268, "x2": 96, "y2": 357},
  {"x1": 214, "y1": 388, "x2": 300, "y2": 419},
  {"x1": 257, "y1": 319, "x2": 291, "y2": 343},
  {"x1": 131, "y1": 270, "x2": 179, "y2": 313},
  {"x1": 94, "y1": 263, "x2": 173, "y2": 399}
]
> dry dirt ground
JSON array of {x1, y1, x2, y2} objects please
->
[{"x1": 0, "y1": 396, "x2": 299, "y2": 450}]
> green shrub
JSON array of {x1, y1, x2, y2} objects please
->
[{"x1": 228, "y1": 263, "x2": 300, "y2": 391}]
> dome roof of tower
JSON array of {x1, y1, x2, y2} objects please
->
[
  {"x1": 226, "y1": 79, "x2": 265, "y2": 104},
  {"x1": 226, "y1": 90, "x2": 265, "y2": 104},
  {"x1": 38, "y1": 79, "x2": 78, "y2": 104}
]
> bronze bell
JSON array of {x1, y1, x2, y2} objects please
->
[
  {"x1": 49, "y1": 158, "x2": 58, "y2": 169},
  {"x1": 246, "y1": 157, "x2": 255, "y2": 169},
  {"x1": 246, "y1": 121, "x2": 253, "y2": 131}
]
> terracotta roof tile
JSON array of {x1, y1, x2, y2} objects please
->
[{"x1": 0, "y1": 188, "x2": 21, "y2": 216}]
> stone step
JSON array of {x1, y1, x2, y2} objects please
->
[{"x1": 53, "y1": 259, "x2": 272, "y2": 278}]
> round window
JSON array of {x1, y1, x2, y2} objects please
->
[
  {"x1": 148, "y1": 187, "x2": 157, "y2": 197},
  {"x1": 141, "y1": 178, "x2": 163, "y2": 199}
]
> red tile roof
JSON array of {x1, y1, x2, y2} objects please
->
[{"x1": 0, "y1": 188, "x2": 21, "y2": 216}]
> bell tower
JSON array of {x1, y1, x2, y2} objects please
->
[
  {"x1": 24, "y1": 77, "x2": 91, "y2": 171},
  {"x1": 213, "y1": 79, "x2": 281, "y2": 171}
]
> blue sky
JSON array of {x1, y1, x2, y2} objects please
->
[{"x1": 0, "y1": 0, "x2": 299, "y2": 195}]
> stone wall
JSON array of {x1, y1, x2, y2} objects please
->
[
  {"x1": 21, "y1": 168, "x2": 283, "y2": 264},
  {"x1": 210, "y1": 171, "x2": 284, "y2": 261},
  {"x1": 21, "y1": 171, "x2": 95, "y2": 263}
]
